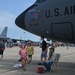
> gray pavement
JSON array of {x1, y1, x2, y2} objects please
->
[{"x1": 0, "y1": 46, "x2": 75, "y2": 75}]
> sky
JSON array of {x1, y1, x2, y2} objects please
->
[{"x1": 0, "y1": 0, "x2": 41, "y2": 42}]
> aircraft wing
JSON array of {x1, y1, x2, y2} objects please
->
[{"x1": 11, "y1": 38, "x2": 25, "y2": 42}]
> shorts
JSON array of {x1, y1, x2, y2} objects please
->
[
  {"x1": 28, "y1": 55, "x2": 32, "y2": 58},
  {"x1": 0, "y1": 50, "x2": 4, "y2": 55},
  {"x1": 21, "y1": 57, "x2": 27, "y2": 61},
  {"x1": 41, "y1": 51, "x2": 47, "y2": 58}
]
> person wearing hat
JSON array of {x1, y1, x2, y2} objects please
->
[
  {"x1": 41, "y1": 47, "x2": 57, "y2": 71},
  {"x1": 27, "y1": 42, "x2": 34, "y2": 63}
]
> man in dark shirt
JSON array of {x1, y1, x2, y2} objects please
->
[
  {"x1": 0, "y1": 40, "x2": 5, "y2": 60},
  {"x1": 41, "y1": 36, "x2": 47, "y2": 62}
]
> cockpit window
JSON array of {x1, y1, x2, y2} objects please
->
[
  {"x1": 35, "y1": 0, "x2": 46, "y2": 5},
  {"x1": 37, "y1": 0, "x2": 41, "y2": 3},
  {"x1": 41, "y1": 0, "x2": 46, "y2": 3}
]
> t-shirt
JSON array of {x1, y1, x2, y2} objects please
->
[
  {"x1": 48, "y1": 52, "x2": 56, "y2": 62},
  {"x1": 42, "y1": 40, "x2": 47, "y2": 51},
  {"x1": 0, "y1": 41, "x2": 5, "y2": 50},
  {"x1": 27, "y1": 46, "x2": 34, "y2": 55}
]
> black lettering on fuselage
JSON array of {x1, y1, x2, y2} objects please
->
[
  {"x1": 64, "y1": 5, "x2": 75, "y2": 15},
  {"x1": 54, "y1": 8, "x2": 59, "y2": 16},
  {"x1": 64, "y1": 7, "x2": 69, "y2": 15},
  {"x1": 70, "y1": 6, "x2": 72, "y2": 14},
  {"x1": 44, "y1": 5, "x2": 75, "y2": 18},
  {"x1": 45, "y1": 10, "x2": 50, "y2": 18},
  {"x1": 73, "y1": 5, "x2": 75, "y2": 14}
]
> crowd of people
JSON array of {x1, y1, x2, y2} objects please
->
[
  {"x1": 0, "y1": 36, "x2": 58, "y2": 73},
  {"x1": 18, "y1": 36, "x2": 57, "y2": 72}
]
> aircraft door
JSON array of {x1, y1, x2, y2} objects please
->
[{"x1": 51, "y1": 22, "x2": 74, "y2": 42}]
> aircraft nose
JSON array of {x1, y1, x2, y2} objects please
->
[
  {"x1": 15, "y1": 11, "x2": 26, "y2": 30},
  {"x1": 15, "y1": 4, "x2": 36, "y2": 30}
]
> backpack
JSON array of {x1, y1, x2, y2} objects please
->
[{"x1": 37, "y1": 66, "x2": 46, "y2": 74}]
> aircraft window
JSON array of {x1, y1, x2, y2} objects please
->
[
  {"x1": 37, "y1": 0, "x2": 41, "y2": 3},
  {"x1": 34, "y1": 0, "x2": 46, "y2": 5},
  {"x1": 36, "y1": 0, "x2": 46, "y2": 4},
  {"x1": 41, "y1": 0, "x2": 46, "y2": 3}
]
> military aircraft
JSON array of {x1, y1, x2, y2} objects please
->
[
  {"x1": 0, "y1": 27, "x2": 24, "y2": 43},
  {"x1": 15, "y1": 0, "x2": 75, "y2": 44},
  {"x1": 0, "y1": 27, "x2": 10, "y2": 41}
]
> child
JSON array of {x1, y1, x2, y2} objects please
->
[
  {"x1": 19, "y1": 45, "x2": 27, "y2": 71},
  {"x1": 27, "y1": 42, "x2": 34, "y2": 63}
]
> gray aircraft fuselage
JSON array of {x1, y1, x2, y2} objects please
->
[{"x1": 15, "y1": 0, "x2": 75, "y2": 43}]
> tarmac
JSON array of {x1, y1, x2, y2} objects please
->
[{"x1": 0, "y1": 46, "x2": 75, "y2": 75}]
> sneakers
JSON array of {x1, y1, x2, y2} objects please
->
[
  {"x1": 38, "y1": 62, "x2": 42, "y2": 65},
  {"x1": 18, "y1": 59, "x2": 22, "y2": 62}
]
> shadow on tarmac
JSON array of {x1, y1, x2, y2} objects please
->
[{"x1": 0, "y1": 59, "x2": 75, "y2": 75}]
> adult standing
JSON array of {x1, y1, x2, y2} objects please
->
[
  {"x1": 0, "y1": 40, "x2": 5, "y2": 60},
  {"x1": 40, "y1": 36, "x2": 47, "y2": 62}
]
